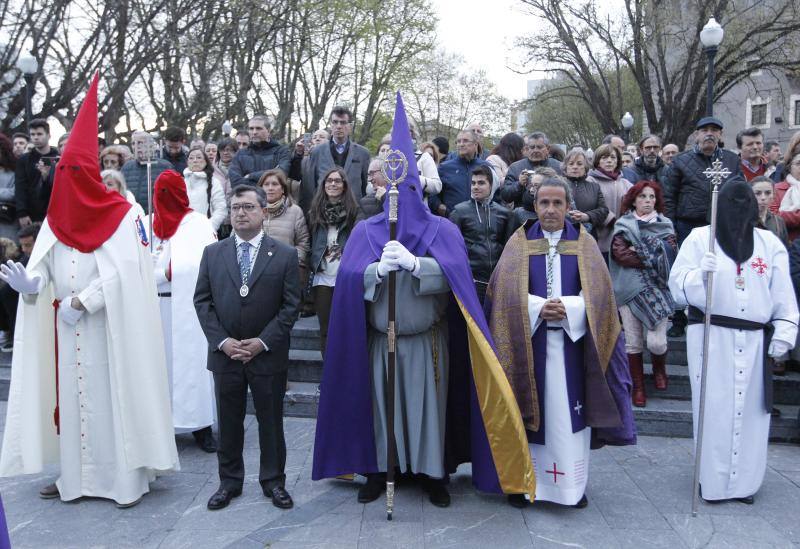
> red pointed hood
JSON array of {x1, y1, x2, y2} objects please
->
[
  {"x1": 46, "y1": 73, "x2": 131, "y2": 253},
  {"x1": 153, "y1": 169, "x2": 193, "y2": 240}
]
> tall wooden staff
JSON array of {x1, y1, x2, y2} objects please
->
[
  {"x1": 692, "y1": 159, "x2": 731, "y2": 517},
  {"x1": 381, "y1": 150, "x2": 407, "y2": 521}
]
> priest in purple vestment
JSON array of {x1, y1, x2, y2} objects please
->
[
  {"x1": 312, "y1": 93, "x2": 535, "y2": 508},
  {"x1": 486, "y1": 176, "x2": 636, "y2": 509}
]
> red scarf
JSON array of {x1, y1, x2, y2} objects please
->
[
  {"x1": 597, "y1": 167, "x2": 621, "y2": 180},
  {"x1": 46, "y1": 73, "x2": 131, "y2": 253},
  {"x1": 153, "y1": 170, "x2": 192, "y2": 240}
]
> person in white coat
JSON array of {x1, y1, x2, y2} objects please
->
[
  {"x1": 184, "y1": 148, "x2": 227, "y2": 233},
  {"x1": 669, "y1": 179, "x2": 798, "y2": 504},
  {"x1": 148, "y1": 170, "x2": 218, "y2": 452},
  {"x1": 0, "y1": 74, "x2": 178, "y2": 508}
]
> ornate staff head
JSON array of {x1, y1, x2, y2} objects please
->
[
  {"x1": 381, "y1": 148, "x2": 408, "y2": 223},
  {"x1": 703, "y1": 159, "x2": 732, "y2": 192}
]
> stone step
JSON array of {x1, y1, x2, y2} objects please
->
[
  {"x1": 288, "y1": 349, "x2": 323, "y2": 383},
  {"x1": 281, "y1": 381, "x2": 319, "y2": 418},
  {"x1": 244, "y1": 382, "x2": 319, "y2": 418},
  {"x1": 642, "y1": 336, "x2": 687, "y2": 366},
  {"x1": 275, "y1": 387, "x2": 800, "y2": 443},
  {"x1": 634, "y1": 396, "x2": 800, "y2": 442},
  {"x1": 641, "y1": 363, "x2": 800, "y2": 405},
  {"x1": 290, "y1": 315, "x2": 321, "y2": 351}
]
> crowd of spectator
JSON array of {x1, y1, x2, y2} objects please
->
[{"x1": 3, "y1": 110, "x2": 800, "y2": 413}]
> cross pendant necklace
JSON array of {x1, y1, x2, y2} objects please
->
[{"x1": 546, "y1": 236, "x2": 559, "y2": 299}]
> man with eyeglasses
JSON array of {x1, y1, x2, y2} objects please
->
[
  {"x1": 500, "y1": 131, "x2": 563, "y2": 205},
  {"x1": 360, "y1": 158, "x2": 388, "y2": 217},
  {"x1": 229, "y1": 115, "x2": 291, "y2": 187},
  {"x1": 630, "y1": 135, "x2": 669, "y2": 188},
  {"x1": 195, "y1": 184, "x2": 300, "y2": 512},
  {"x1": 301, "y1": 106, "x2": 370, "y2": 211}
]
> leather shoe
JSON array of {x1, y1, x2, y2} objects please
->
[
  {"x1": 39, "y1": 483, "x2": 59, "y2": 499},
  {"x1": 573, "y1": 494, "x2": 588, "y2": 508},
  {"x1": 423, "y1": 478, "x2": 451, "y2": 508},
  {"x1": 192, "y1": 427, "x2": 218, "y2": 453},
  {"x1": 207, "y1": 487, "x2": 241, "y2": 510},
  {"x1": 736, "y1": 495, "x2": 754, "y2": 505},
  {"x1": 507, "y1": 494, "x2": 529, "y2": 508},
  {"x1": 264, "y1": 486, "x2": 293, "y2": 509},
  {"x1": 358, "y1": 474, "x2": 385, "y2": 503}
]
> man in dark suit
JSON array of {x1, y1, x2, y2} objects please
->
[
  {"x1": 194, "y1": 184, "x2": 300, "y2": 511},
  {"x1": 300, "y1": 106, "x2": 370, "y2": 210}
]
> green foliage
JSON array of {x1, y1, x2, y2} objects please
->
[
  {"x1": 526, "y1": 67, "x2": 643, "y2": 148},
  {"x1": 362, "y1": 110, "x2": 393, "y2": 155}
]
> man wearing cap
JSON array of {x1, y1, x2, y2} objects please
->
[{"x1": 662, "y1": 116, "x2": 742, "y2": 337}]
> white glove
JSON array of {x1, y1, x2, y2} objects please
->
[
  {"x1": 376, "y1": 249, "x2": 400, "y2": 278},
  {"x1": 384, "y1": 240, "x2": 417, "y2": 272},
  {"x1": 699, "y1": 252, "x2": 717, "y2": 273},
  {"x1": 58, "y1": 298, "x2": 84, "y2": 326},
  {"x1": 768, "y1": 340, "x2": 791, "y2": 358},
  {"x1": 0, "y1": 260, "x2": 41, "y2": 294}
]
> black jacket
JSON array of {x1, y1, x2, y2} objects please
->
[
  {"x1": 161, "y1": 147, "x2": 188, "y2": 174},
  {"x1": 193, "y1": 235, "x2": 300, "y2": 375},
  {"x1": 663, "y1": 146, "x2": 742, "y2": 222},
  {"x1": 229, "y1": 140, "x2": 291, "y2": 187},
  {"x1": 449, "y1": 199, "x2": 518, "y2": 283},
  {"x1": 359, "y1": 193, "x2": 385, "y2": 218},
  {"x1": 566, "y1": 176, "x2": 609, "y2": 230},
  {"x1": 790, "y1": 237, "x2": 800, "y2": 298},
  {"x1": 631, "y1": 157, "x2": 669, "y2": 188},
  {"x1": 14, "y1": 147, "x2": 59, "y2": 221},
  {"x1": 309, "y1": 214, "x2": 364, "y2": 275}
]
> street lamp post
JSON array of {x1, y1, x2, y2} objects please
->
[
  {"x1": 621, "y1": 112, "x2": 634, "y2": 144},
  {"x1": 700, "y1": 18, "x2": 724, "y2": 117},
  {"x1": 15, "y1": 51, "x2": 38, "y2": 128}
]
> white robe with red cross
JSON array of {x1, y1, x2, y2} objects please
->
[{"x1": 669, "y1": 226, "x2": 798, "y2": 501}]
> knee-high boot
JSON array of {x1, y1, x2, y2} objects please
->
[
  {"x1": 627, "y1": 353, "x2": 646, "y2": 407},
  {"x1": 651, "y1": 352, "x2": 668, "y2": 390}
]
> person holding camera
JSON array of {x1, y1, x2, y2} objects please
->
[{"x1": 14, "y1": 119, "x2": 59, "y2": 228}]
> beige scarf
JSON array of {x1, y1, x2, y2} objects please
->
[{"x1": 779, "y1": 174, "x2": 800, "y2": 212}]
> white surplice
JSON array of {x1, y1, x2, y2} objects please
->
[
  {"x1": 34, "y1": 244, "x2": 156, "y2": 502},
  {"x1": 525, "y1": 229, "x2": 590, "y2": 506},
  {"x1": 669, "y1": 226, "x2": 798, "y2": 500},
  {"x1": 0, "y1": 214, "x2": 179, "y2": 506}
]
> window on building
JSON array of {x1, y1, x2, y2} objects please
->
[
  {"x1": 795, "y1": 99, "x2": 800, "y2": 127},
  {"x1": 751, "y1": 103, "x2": 767, "y2": 126}
]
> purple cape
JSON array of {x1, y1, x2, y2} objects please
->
[{"x1": 312, "y1": 93, "x2": 524, "y2": 493}]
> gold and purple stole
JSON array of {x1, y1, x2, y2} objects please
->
[{"x1": 487, "y1": 221, "x2": 624, "y2": 435}]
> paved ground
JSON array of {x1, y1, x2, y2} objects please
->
[{"x1": 1, "y1": 401, "x2": 799, "y2": 549}]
